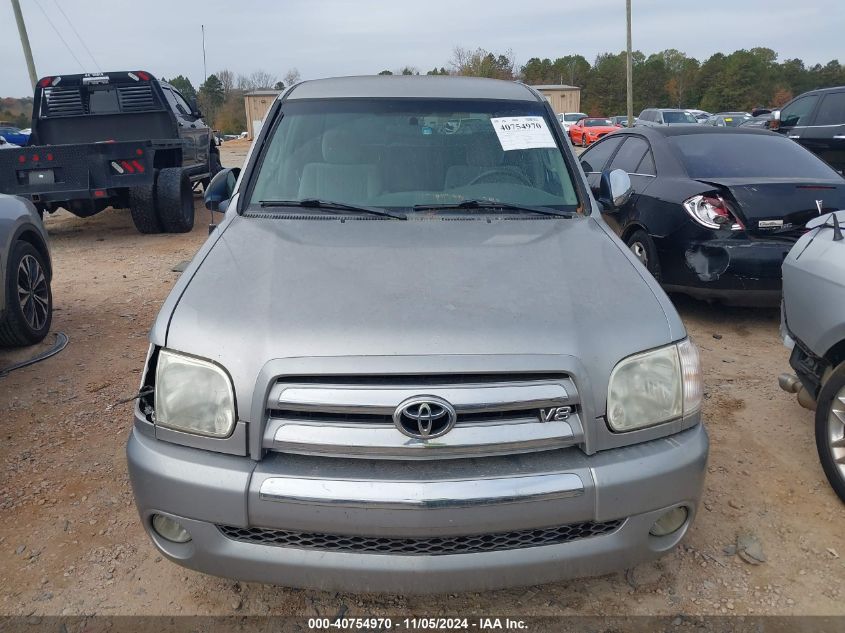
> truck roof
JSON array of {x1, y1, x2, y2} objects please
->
[{"x1": 286, "y1": 76, "x2": 543, "y2": 102}]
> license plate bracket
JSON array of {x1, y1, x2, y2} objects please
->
[{"x1": 27, "y1": 169, "x2": 56, "y2": 185}]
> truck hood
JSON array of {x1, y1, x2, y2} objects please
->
[{"x1": 163, "y1": 214, "x2": 682, "y2": 417}]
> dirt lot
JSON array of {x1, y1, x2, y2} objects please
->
[{"x1": 0, "y1": 139, "x2": 843, "y2": 618}]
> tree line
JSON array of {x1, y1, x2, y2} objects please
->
[{"x1": 387, "y1": 46, "x2": 845, "y2": 116}]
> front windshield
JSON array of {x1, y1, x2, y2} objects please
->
[
  {"x1": 584, "y1": 118, "x2": 613, "y2": 127},
  {"x1": 663, "y1": 111, "x2": 698, "y2": 124},
  {"x1": 248, "y1": 98, "x2": 579, "y2": 212},
  {"x1": 564, "y1": 113, "x2": 586, "y2": 122}
]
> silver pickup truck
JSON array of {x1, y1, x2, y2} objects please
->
[
  {"x1": 781, "y1": 210, "x2": 845, "y2": 502},
  {"x1": 126, "y1": 76, "x2": 708, "y2": 593}
]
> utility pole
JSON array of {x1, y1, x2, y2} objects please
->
[
  {"x1": 626, "y1": 0, "x2": 633, "y2": 127},
  {"x1": 202, "y1": 25, "x2": 207, "y2": 83},
  {"x1": 11, "y1": 0, "x2": 38, "y2": 91}
]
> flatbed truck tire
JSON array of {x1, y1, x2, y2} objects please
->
[
  {"x1": 156, "y1": 168, "x2": 194, "y2": 234},
  {"x1": 128, "y1": 178, "x2": 162, "y2": 234}
]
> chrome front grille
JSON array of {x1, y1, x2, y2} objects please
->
[
  {"x1": 218, "y1": 519, "x2": 622, "y2": 555},
  {"x1": 263, "y1": 373, "x2": 582, "y2": 459}
]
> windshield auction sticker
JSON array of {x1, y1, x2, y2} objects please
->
[{"x1": 490, "y1": 116, "x2": 557, "y2": 151}]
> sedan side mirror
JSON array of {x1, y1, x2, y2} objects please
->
[
  {"x1": 204, "y1": 167, "x2": 240, "y2": 212},
  {"x1": 598, "y1": 169, "x2": 632, "y2": 211}
]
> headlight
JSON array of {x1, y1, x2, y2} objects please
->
[
  {"x1": 154, "y1": 349, "x2": 236, "y2": 437},
  {"x1": 607, "y1": 339, "x2": 702, "y2": 432}
]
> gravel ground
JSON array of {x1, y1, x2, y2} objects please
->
[{"x1": 0, "y1": 140, "x2": 843, "y2": 618}]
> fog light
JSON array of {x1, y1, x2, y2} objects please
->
[
  {"x1": 649, "y1": 506, "x2": 688, "y2": 537},
  {"x1": 152, "y1": 514, "x2": 192, "y2": 543}
]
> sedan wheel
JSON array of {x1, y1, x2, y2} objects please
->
[
  {"x1": 816, "y1": 364, "x2": 845, "y2": 503},
  {"x1": 0, "y1": 240, "x2": 52, "y2": 347},
  {"x1": 629, "y1": 241, "x2": 648, "y2": 266},
  {"x1": 17, "y1": 254, "x2": 50, "y2": 332},
  {"x1": 625, "y1": 229, "x2": 661, "y2": 281}
]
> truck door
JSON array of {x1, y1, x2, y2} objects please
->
[
  {"x1": 799, "y1": 90, "x2": 845, "y2": 174},
  {"x1": 775, "y1": 93, "x2": 820, "y2": 145},
  {"x1": 161, "y1": 86, "x2": 203, "y2": 169}
]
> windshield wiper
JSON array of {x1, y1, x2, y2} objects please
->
[
  {"x1": 413, "y1": 199, "x2": 575, "y2": 218},
  {"x1": 259, "y1": 199, "x2": 406, "y2": 220}
]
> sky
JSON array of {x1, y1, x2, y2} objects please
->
[{"x1": 2, "y1": 0, "x2": 844, "y2": 97}]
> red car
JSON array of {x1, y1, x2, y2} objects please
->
[{"x1": 569, "y1": 117, "x2": 621, "y2": 147}]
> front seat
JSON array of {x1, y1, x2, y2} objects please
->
[{"x1": 298, "y1": 128, "x2": 381, "y2": 202}]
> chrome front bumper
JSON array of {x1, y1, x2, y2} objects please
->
[{"x1": 127, "y1": 423, "x2": 708, "y2": 593}]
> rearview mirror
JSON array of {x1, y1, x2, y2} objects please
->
[
  {"x1": 598, "y1": 169, "x2": 632, "y2": 211},
  {"x1": 204, "y1": 167, "x2": 240, "y2": 212}
]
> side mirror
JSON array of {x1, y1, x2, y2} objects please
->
[
  {"x1": 204, "y1": 167, "x2": 240, "y2": 212},
  {"x1": 598, "y1": 169, "x2": 632, "y2": 211},
  {"x1": 189, "y1": 98, "x2": 203, "y2": 119},
  {"x1": 769, "y1": 110, "x2": 781, "y2": 131}
]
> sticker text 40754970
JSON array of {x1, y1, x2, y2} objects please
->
[{"x1": 490, "y1": 116, "x2": 558, "y2": 151}]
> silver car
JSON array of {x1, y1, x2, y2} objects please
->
[
  {"x1": 0, "y1": 194, "x2": 52, "y2": 347},
  {"x1": 635, "y1": 108, "x2": 699, "y2": 127},
  {"x1": 127, "y1": 76, "x2": 708, "y2": 593},
  {"x1": 780, "y1": 210, "x2": 845, "y2": 501}
]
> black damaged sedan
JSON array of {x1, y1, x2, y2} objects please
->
[{"x1": 580, "y1": 126, "x2": 845, "y2": 305}]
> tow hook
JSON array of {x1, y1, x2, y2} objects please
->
[{"x1": 778, "y1": 373, "x2": 817, "y2": 411}]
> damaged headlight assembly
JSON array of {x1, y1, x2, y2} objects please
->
[
  {"x1": 153, "y1": 349, "x2": 236, "y2": 437},
  {"x1": 607, "y1": 339, "x2": 702, "y2": 432}
]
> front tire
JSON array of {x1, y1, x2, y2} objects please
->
[
  {"x1": 156, "y1": 168, "x2": 194, "y2": 233},
  {"x1": 0, "y1": 241, "x2": 52, "y2": 347},
  {"x1": 816, "y1": 363, "x2": 845, "y2": 503},
  {"x1": 625, "y1": 229, "x2": 661, "y2": 281}
]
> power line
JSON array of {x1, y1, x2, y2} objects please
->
[
  {"x1": 52, "y1": 0, "x2": 101, "y2": 71},
  {"x1": 32, "y1": 0, "x2": 85, "y2": 72}
]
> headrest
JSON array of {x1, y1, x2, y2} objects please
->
[
  {"x1": 322, "y1": 128, "x2": 366, "y2": 164},
  {"x1": 466, "y1": 134, "x2": 504, "y2": 167}
]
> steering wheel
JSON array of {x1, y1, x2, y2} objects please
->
[{"x1": 468, "y1": 169, "x2": 532, "y2": 186}]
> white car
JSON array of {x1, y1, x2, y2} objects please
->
[
  {"x1": 685, "y1": 109, "x2": 711, "y2": 124},
  {"x1": 557, "y1": 112, "x2": 588, "y2": 132}
]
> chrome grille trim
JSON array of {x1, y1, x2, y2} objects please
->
[
  {"x1": 217, "y1": 519, "x2": 624, "y2": 555},
  {"x1": 258, "y1": 473, "x2": 584, "y2": 509},
  {"x1": 265, "y1": 374, "x2": 581, "y2": 459},
  {"x1": 266, "y1": 419, "x2": 576, "y2": 459},
  {"x1": 274, "y1": 382, "x2": 569, "y2": 415}
]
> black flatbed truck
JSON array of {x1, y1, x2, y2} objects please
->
[{"x1": 0, "y1": 71, "x2": 221, "y2": 233}]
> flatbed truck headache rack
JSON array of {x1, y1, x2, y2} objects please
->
[{"x1": 0, "y1": 71, "x2": 221, "y2": 234}]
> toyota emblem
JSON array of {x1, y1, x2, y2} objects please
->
[{"x1": 393, "y1": 396, "x2": 457, "y2": 440}]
